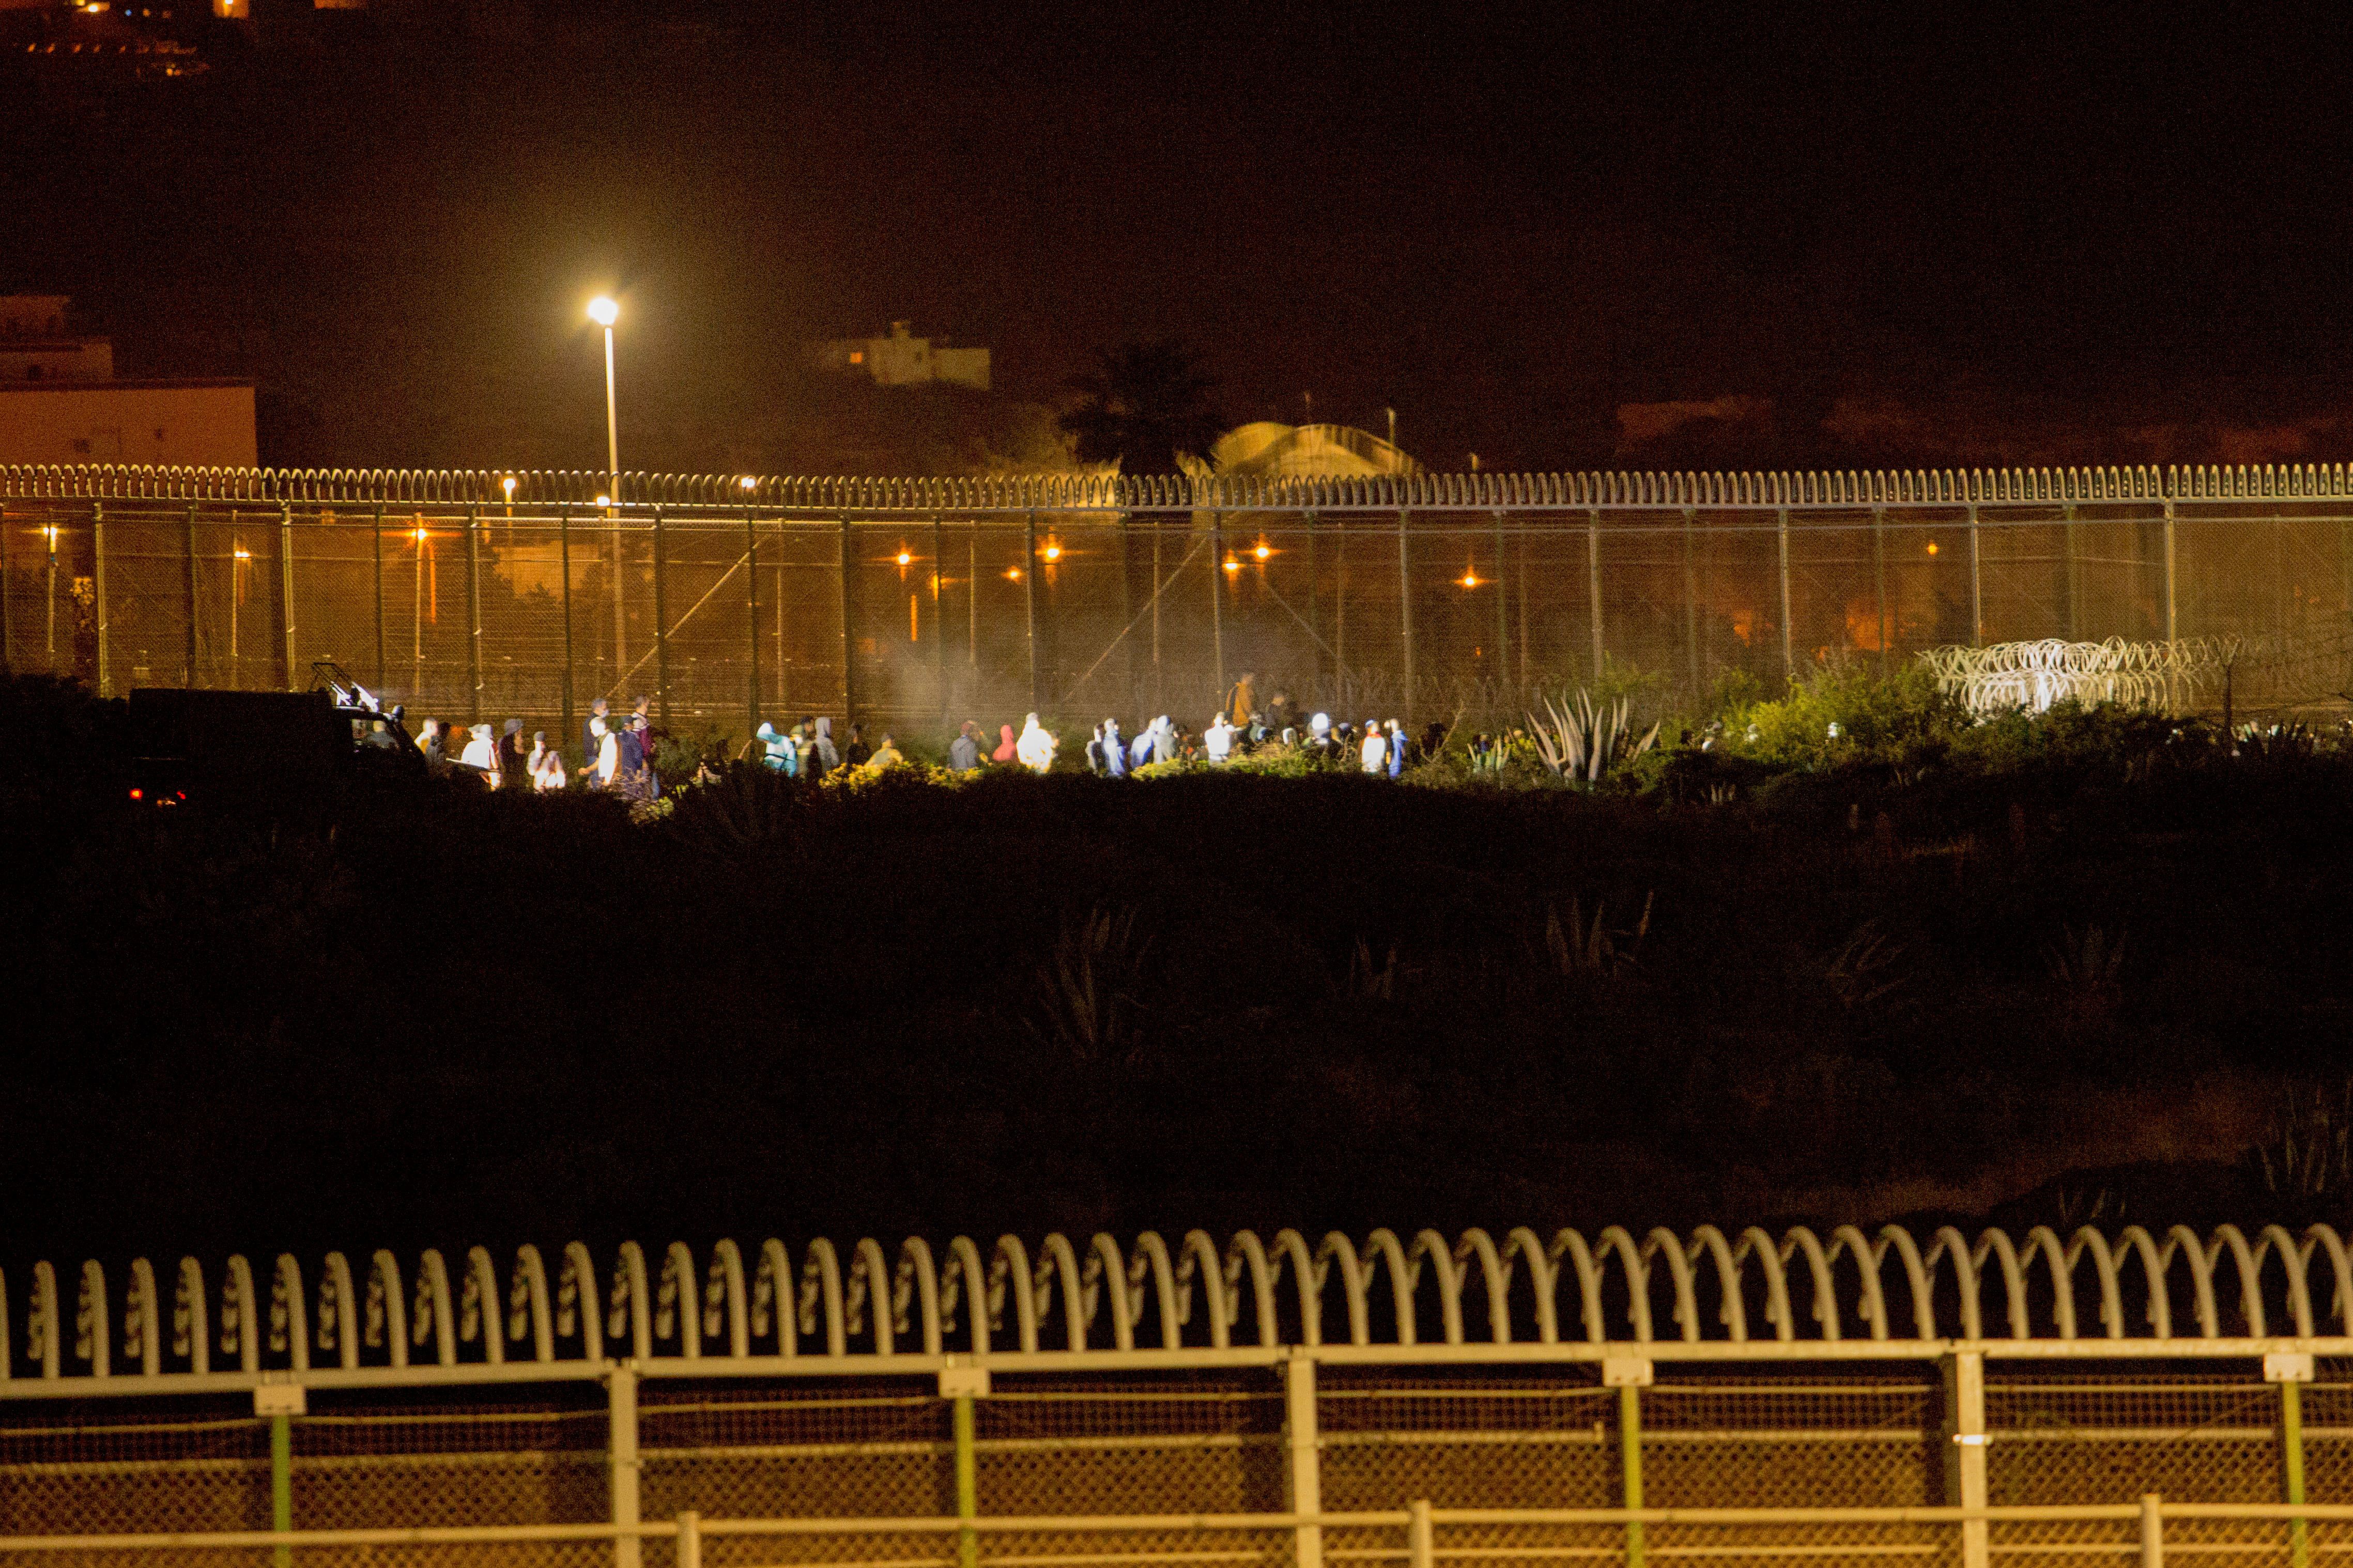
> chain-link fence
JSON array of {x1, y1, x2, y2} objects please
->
[
  {"x1": 0, "y1": 1360, "x2": 2343, "y2": 1555},
  {"x1": 8, "y1": 490, "x2": 2351, "y2": 756}
]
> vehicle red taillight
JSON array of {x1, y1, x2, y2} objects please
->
[{"x1": 128, "y1": 788, "x2": 143, "y2": 801}]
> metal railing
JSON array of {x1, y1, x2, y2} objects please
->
[{"x1": 0, "y1": 1499, "x2": 2336, "y2": 1568}]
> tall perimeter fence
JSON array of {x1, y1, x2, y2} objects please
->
[
  {"x1": 0, "y1": 1224, "x2": 2351, "y2": 1567},
  {"x1": 7, "y1": 463, "x2": 2353, "y2": 751}
]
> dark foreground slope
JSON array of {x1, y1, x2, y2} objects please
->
[{"x1": 4, "y1": 674, "x2": 2350, "y2": 1267}]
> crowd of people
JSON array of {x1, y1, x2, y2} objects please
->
[
  {"x1": 397, "y1": 674, "x2": 1449, "y2": 799},
  {"x1": 411, "y1": 696, "x2": 660, "y2": 798}
]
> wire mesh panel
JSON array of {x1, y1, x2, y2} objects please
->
[
  {"x1": 1640, "y1": 1374, "x2": 1940, "y2": 1508},
  {"x1": 1986, "y1": 1373, "x2": 2285, "y2": 1505},
  {"x1": 1317, "y1": 1369, "x2": 1616, "y2": 1512},
  {"x1": 0, "y1": 1400, "x2": 268, "y2": 1539},
  {"x1": 638, "y1": 1379, "x2": 951, "y2": 1532},
  {"x1": 977, "y1": 1374, "x2": 1285, "y2": 1518}
]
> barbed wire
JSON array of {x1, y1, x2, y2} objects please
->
[
  {"x1": 11, "y1": 462, "x2": 2353, "y2": 513},
  {"x1": 8, "y1": 1224, "x2": 2351, "y2": 1381}
]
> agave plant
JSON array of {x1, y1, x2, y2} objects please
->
[
  {"x1": 1526, "y1": 691, "x2": 1661, "y2": 785},
  {"x1": 1029, "y1": 904, "x2": 1154, "y2": 1066}
]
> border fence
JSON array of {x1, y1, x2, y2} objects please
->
[
  {"x1": 6, "y1": 463, "x2": 2353, "y2": 751},
  {"x1": 1, "y1": 1225, "x2": 2351, "y2": 1565}
]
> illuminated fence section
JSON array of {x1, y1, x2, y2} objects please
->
[{"x1": 8, "y1": 465, "x2": 2353, "y2": 746}]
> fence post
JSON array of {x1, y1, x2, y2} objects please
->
[
  {"x1": 675, "y1": 1512, "x2": 700, "y2": 1568},
  {"x1": 2162, "y1": 499, "x2": 2178, "y2": 644},
  {"x1": 183, "y1": 504, "x2": 199, "y2": 686},
  {"x1": 2064, "y1": 503, "x2": 2082, "y2": 641},
  {"x1": 1942, "y1": 1350, "x2": 1989, "y2": 1568},
  {"x1": 269, "y1": 1409, "x2": 291, "y2": 1568},
  {"x1": 943, "y1": 1365, "x2": 987, "y2": 1568},
  {"x1": 466, "y1": 506, "x2": 483, "y2": 724},
  {"x1": 1150, "y1": 519, "x2": 1163, "y2": 710},
  {"x1": 1588, "y1": 507, "x2": 1606, "y2": 684},
  {"x1": 839, "y1": 515, "x2": 857, "y2": 728},
  {"x1": 560, "y1": 506, "x2": 576, "y2": 761},
  {"x1": 1118, "y1": 511, "x2": 1134, "y2": 711},
  {"x1": 607, "y1": 1362, "x2": 641, "y2": 1568},
  {"x1": 652, "y1": 506, "x2": 669, "y2": 727},
  {"x1": 932, "y1": 513, "x2": 947, "y2": 733},
  {"x1": 1609, "y1": 1357, "x2": 1650, "y2": 1568},
  {"x1": 1332, "y1": 517, "x2": 1346, "y2": 678},
  {"x1": 277, "y1": 501, "x2": 295, "y2": 692},
  {"x1": 1516, "y1": 518, "x2": 1530, "y2": 686},
  {"x1": 1775, "y1": 505, "x2": 1794, "y2": 689},
  {"x1": 1025, "y1": 508, "x2": 1043, "y2": 715},
  {"x1": 372, "y1": 504, "x2": 386, "y2": 696},
  {"x1": 1680, "y1": 506, "x2": 1701, "y2": 694},
  {"x1": 1496, "y1": 507, "x2": 1512, "y2": 679},
  {"x1": 2275, "y1": 1355, "x2": 2311, "y2": 1568},
  {"x1": 93, "y1": 502, "x2": 111, "y2": 695},
  {"x1": 1407, "y1": 1499, "x2": 1433, "y2": 1568},
  {"x1": 1211, "y1": 509, "x2": 1228, "y2": 713},
  {"x1": 1968, "y1": 503, "x2": 1985, "y2": 648},
  {"x1": 0, "y1": 503, "x2": 11, "y2": 675},
  {"x1": 2139, "y1": 1493, "x2": 2163, "y2": 1568},
  {"x1": 1396, "y1": 508, "x2": 1412, "y2": 725},
  {"x1": 1284, "y1": 1352, "x2": 1324, "y2": 1568},
  {"x1": 1305, "y1": 511, "x2": 1321, "y2": 683},
  {"x1": 746, "y1": 504, "x2": 761, "y2": 736},
  {"x1": 1872, "y1": 505, "x2": 1888, "y2": 675}
]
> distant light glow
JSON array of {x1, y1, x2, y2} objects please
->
[
  {"x1": 232, "y1": 548, "x2": 251, "y2": 561},
  {"x1": 1253, "y1": 541, "x2": 1271, "y2": 560},
  {"x1": 587, "y1": 297, "x2": 618, "y2": 327},
  {"x1": 501, "y1": 476, "x2": 516, "y2": 495},
  {"x1": 1926, "y1": 541, "x2": 1941, "y2": 555},
  {"x1": 411, "y1": 528, "x2": 429, "y2": 542},
  {"x1": 1042, "y1": 542, "x2": 1062, "y2": 561},
  {"x1": 594, "y1": 495, "x2": 611, "y2": 507},
  {"x1": 896, "y1": 550, "x2": 913, "y2": 567},
  {"x1": 1004, "y1": 567, "x2": 1022, "y2": 580},
  {"x1": 1459, "y1": 570, "x2": 1481, "y2": 588},
  {"x1": 738, "y1": 475, "x2": 757, "y2": 490},
  {"x1": 1223, "y1": 556, "x2": 1241, "y2": 573}
]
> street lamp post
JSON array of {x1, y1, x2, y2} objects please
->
[{"x1": 588, "y1": 297, "x2": 626, "y2": 683}]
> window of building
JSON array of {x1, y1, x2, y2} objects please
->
[{"x1": 849, "y1": 351, "x2": 864, "y2": 364}]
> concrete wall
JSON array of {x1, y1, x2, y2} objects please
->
[{"x1": 0, "y1": 382, "x2": 256, "y2": 467}]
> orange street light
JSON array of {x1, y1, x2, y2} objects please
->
[
  {"x1": 1926, "y1": 541, "x2": 1941, "y2": 556},
  {"x1": 1253, "y1": 540, "x2": 1271, "y2": 561},
  {"x1": 1459, "y1": 569, "x2": 1481, "y2": 588},
  {"x1": 738, "y1": 475, "x2": 757, "y2": 491},
  {"x1": 1042, "y1": 541, "x2": 1063, "y2": 562},
  {"x1": 232, "y1": 547, "x2": 251, "y2": 561},
  {"x1": 1005, "y1": 567, "x2": 1022, "y2": 581},
  {"x1": 896, "y1": 549, "x2": 913, "y2": 567},
  {"x1": 1223, "y1": 556, "x2": 1241, "y2": 573}
]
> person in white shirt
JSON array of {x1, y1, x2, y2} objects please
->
[
  {"x1": 1014, "y1": 712, "x2": 1057, "y2": 773},
  {"x1": 460, "y1": 723, "x2": 497, "y2": 780},
  {"x1": 1203, "y1": 716, "x2": 1235, "y2": 762},
  {"x1": 588, "y1": 716, "x2": 618, "y2": 788},
  {"x1": 1360, "y1": 722, "x2": 1389, "y2": 774}
]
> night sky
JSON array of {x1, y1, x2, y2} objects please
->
[{"x1": 6, "y1": 0, "x2": 2350, "y2": 473}]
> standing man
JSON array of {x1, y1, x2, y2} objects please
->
[
  {"x1": 583, "y1": 698, "x2": 609, "y2": 770},
  {"x1": 949, "y1": 720, "x2": 982, "y2": 773}
]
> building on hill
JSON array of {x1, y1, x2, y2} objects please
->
[
  {"x1": 0, "y1": 297, "x2": 255, "y2": 467},
  {"x1": 812, "y1": 321, "x2": 990, "y2": 392}
]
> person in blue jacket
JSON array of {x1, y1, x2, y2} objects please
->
[{"x1": 1104, "y1": 718, "x2": 1126, "y2": 777}]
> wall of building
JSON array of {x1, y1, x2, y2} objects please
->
[{"x1": 0, "y1": 382, "x2": 257, "y2": 467}]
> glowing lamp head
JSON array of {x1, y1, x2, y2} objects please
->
[
  {"x1": 1042, "y1": 544, "x2": 1062, "y2": 562},
  {"x1": 1005, "y1": 567, "x2": 1021, "y2": 581},
  {"x1": 896, "y1": 550, "x2": 913, "y2": 567},
  {"x1": 501, "y1": 476, "x2": 516, "y2": 496},
  {"x1": 587, "y1": 297, "x2": 619, "y2": 327},
  {"x1": 594, "y1": 495, "x2": 611, "y2": 508},
  {"x1": 1223, "y1": 557, "x2": 1241, "y2": 573},
  {"x1": 411, "y1": 528, "x2": 429, "y2": 542},
  {"x1": 1459, "y1": 572, "x2": 1480, "y2": 588},
  {"x1": 739, "y1": 475, "x2": 757, "y2": 491},
  {"x1": 1926, "y1": 541, "x2": 1940, "y2": 556},
  {"x1": 1254, "y1": 543, "x2": 1271, "y2": 560},
  {"x1": 233, "y1": 548, "x2": 251, "y2": 561}
]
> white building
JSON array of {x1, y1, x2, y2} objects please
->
[
  {"x1": 0, "y1": 297, "x2": 255, "y2": 468},
  {"x1": 812, "y1": 321, "x2": 990, "y2": 392}
]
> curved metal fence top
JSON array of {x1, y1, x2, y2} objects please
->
[
  {"x1": 8, "y1": 462, "x2": 2353, "y2": 513},
  {"x1": 7, "y1": 1223, "x2": 2351, "y2": 1382}
]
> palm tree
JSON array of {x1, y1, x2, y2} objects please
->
[{"x1": 1057, "y1": 342, "x2": 1225, "y2": 475}]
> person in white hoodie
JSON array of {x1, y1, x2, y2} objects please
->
[
  {"x1": 460, "y1": 722, "x2": 498, "y2": 781},
  {"x1": 1014, "y1": 712, "x2": 1057, "y2": 773},
  {"x1": 1360, "y1": 722, "x2": 1389, "y2": 774},
  {"x1": 1203, "y1": 715, "x2": 1236, "y2": 762},
  {"x1": 588, "y1": 716, "x2": 619, "y2": 788}
]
